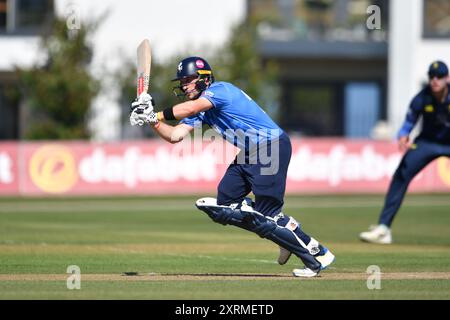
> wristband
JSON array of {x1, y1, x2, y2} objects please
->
[
  {"x1": 157, "y1": 112, "x2": 163, "y2": 121},
  {"x1": 162, "y1": 107, "x2": 176, "y2": 121}
]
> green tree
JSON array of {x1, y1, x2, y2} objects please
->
[{"x1": 17, "y1": 17, "x2": 100, "y2": 140}]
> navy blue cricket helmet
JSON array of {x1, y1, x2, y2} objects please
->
[{"x1": 172, "y1": 56, "x2": 215, "y2": 98}]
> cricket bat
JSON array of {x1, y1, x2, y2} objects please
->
[{"x1": 136, "y1": 39, "x2": 151, "y2": 98}]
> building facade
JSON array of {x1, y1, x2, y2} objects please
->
[
  {"x1": 250, "y1": 0, "x2": 450, "y2": 139},
  {"x1": 0, "y1": 0, "x2": 53, "y2": 140},
  {"x1": 0, "y1": 0, "x2": 449, "y2": 141}
]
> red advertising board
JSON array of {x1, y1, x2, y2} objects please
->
[
  {"x1": 1, "y1": 139, "x2": 449, "y2": 196},
  {"x1": 286, "y1": 139, "x2": 450, "y2": 193},
  {"x1": 19, "y1": 140, "x2": 235, "y2": 196},
  {"x1": 0, "y1": 143, "x2": 19, "y2": 195}
]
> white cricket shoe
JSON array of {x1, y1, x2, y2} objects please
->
[
  {"x1": 277, "y1": 246, "x2": 292, "y2": 265},
  {"x1": 292, "y1": 267, "x2": 319, "y2": 278},
  {"x1": 359, "y1": 224, "x2": 392, "y2": 244},
  {"x1": 292, "y1": 247, "x2": 335, "y2": 278}
]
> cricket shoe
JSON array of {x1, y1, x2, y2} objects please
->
[
  {"x1": 292, "y1": 267, "x2": 320, "y2": 278},
  {"x1": 359, "y1": 224, "x2": 392, "y2": 244},
  {"x1": 292, "y1": 247, "x2": 335, "y2": 278}
]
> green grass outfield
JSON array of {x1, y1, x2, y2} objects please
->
[{"x1": 0, "y1": 194, "x2": 449, "y2": 299}]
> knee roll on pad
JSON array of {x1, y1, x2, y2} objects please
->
[
  {"x1": 195, "y1": 197, "x2": 252, "y2": 229},
  {"x1": 247, "y1": 213, "x2": 277, "y2": 238},
  {"x1": 196, "y1": 197, "x2": 279, "y2": 237},
  {"x1": 274, "y1": 213, "x2": 299, "y2": 230}
]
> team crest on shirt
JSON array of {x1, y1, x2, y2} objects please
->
[
  {"x1": 425, "y1": 105, "x2": 434, "y2": 112},
  {"x1": 204, "y1": 90, "x2": 214, "y2": 97}
]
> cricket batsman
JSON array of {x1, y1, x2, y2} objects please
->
[
  {"x1": 360, "y1": 60, "x2": 450, "y2": 244},
  {"x1": 129, "y1": 56, "x2": 335, "y2": 277}
]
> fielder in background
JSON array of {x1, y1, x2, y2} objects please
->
[
  {"x1": 130, "y1": 56, "x2": 334, "y2": 277},
  {"x1": 360, "y1": 60, "x2": 450, "y2": 244}
]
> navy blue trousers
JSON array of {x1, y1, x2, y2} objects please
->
[
  {"x1": 217, "y1": 133, "x2": 291, "y2": 218},
  {"x1": 379, "y1": 138, "x2": 450, "y2": 226}
]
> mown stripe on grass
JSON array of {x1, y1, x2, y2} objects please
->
[
  {"x1": 1, "y1": 242, "x2": 448, "y2": 254},
  {"x1": 2, "y1": 197, "x2": 450, "y2": 213},
  {"x1": 1, "y1": 272, "x2": 450, "y2": 281}
]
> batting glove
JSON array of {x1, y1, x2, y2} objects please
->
[
  {"x1": 129, "y1": 93, "x2": 159, "y2": 126},
  {"x1": 130, "y1": 93, "x2": 154, "y2": 112},
  {"x1": 130, "y1": 106, "x2": 159, "y2": 126}
]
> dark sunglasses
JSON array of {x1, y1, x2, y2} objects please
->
[{"x1": 428, "y1": 74, "x2": 446, "y2": 80}]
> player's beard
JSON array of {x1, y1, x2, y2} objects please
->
[{"x1": 185, "y1": 88, "x2": 200, "y2": 100}]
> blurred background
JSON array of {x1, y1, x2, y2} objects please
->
[{"x1": 1, "y1": 0, "x2": 450, "y2": 196}]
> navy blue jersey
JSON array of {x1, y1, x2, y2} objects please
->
[
  {"x1": 180, "y1": 81, "x2": 283, "y2": 151},
  {"x1": 398, "y1": 84, "x2": 450, "y2": 143}
]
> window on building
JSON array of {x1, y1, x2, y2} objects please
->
[
  {"x1": 0, "y1": 0, "x2": 7, "y2": 30},
  {"x1": 280, "y1": 80, "x2": 384, "y2": 137},
  {"x1": 16, "y1": 0, "x2": 52, "y2": 29},
  {"x1": 0, "y1": 0, "x2": 53, "y2": 34},
  {"x1": 344, "y1": 82, "x2": 381, "y2": 138},
  {"x1": 423, "y1": 0, "x2": 450, "y2": 38},
  {"x1": 250, "y1": 0, "x2": 388, "y2": 42},
  {"x1": 0, "y1": 84, "x2": 19, "y2": 140},
  {"x1": 281, "y1": 83, "x2": 343, "y2": 136}
]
